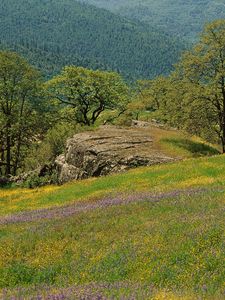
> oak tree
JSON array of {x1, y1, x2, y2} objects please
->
[
  {"x1": 0, "y1": 51, "x2": 41, "y2": 176},
  {"x1": 46, "y1": 66, "x2": 129, "y2": 126},
  {"x1": 174, "y1": 20, "x2": 225, "y2": 151}
]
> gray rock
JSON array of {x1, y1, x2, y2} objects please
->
[
  {"x1": 131, "y1": 120, "x2": 151, "y2": 128},
  {"x1": 56, "y1": 126, "x2": 176, "y2": 183}
]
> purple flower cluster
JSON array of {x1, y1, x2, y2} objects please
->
[
  {"x1": 1, "y1": 282, "x2": 154, "y2": 299},
  {"x1": 0, "y1": 187, "x2": 219, "y2": 226}
]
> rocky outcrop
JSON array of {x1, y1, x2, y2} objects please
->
[
  {"x1": 9, "y1": 164, "x2": 56, "y2": 187},
  {"x1": 56, "y1": 125, "x2": 176, "y2": 184}
]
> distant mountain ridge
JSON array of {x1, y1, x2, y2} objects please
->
[
  {"x1": 0, "y1": 0, "x2": 185, "y2": 79},
  {"x1": 81, "y1": 0, "x2": 225, "y2": 41}
]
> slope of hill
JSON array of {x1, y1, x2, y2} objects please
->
[
  {"x1": 0, "y1": 0, "x2": 185, "y2": 79},
  {"x1": 0, "y1": 151, "x2": 224, "y2": 298},
  {"x1": 0, "y1": 42, "x2": 106, "y2": 79},
  {"x1": 55, "y1": 124, "x2": 220, "y2": 183},
  {"x1": 81, "y1": 0, "x2": 225, "y2": 41}
]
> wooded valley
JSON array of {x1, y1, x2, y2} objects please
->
[
  {"x1": 0, "y1": 0, "x2": 185, "y2": 79},
  {"x1": 82, "y1": 0, "x2": 225, "y2": 40},
  {"x1": 0, "y1": 19, "x2": 224, "y2": 184}
]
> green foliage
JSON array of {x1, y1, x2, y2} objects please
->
[
  {"x1": 0, "y1": 51, "x2": 43, "y2": 176},
  {"x1": 46, "y1": 66, "x2": 129, "y2": 125},
  {"x1": 82, "y1": 0, "x2": 225, "y2": 41},
  {"x1": 24, "y1": 123, "x2": 78, "y2": 171},
  {"x1": 173, "y1": 20, "x2": 225, "y2": 150},
  {"x1": 1, "y1": 262, "x2": 35, "y2": 286},
  {"x1": 23, "y1": 171, "x2": 58, "y2": 189},
  {"x1": 139, "y1": 20, "x2": 225, "y2": 151},
  {"x1": 0, "y1": 0, "x2": 185, "y2": 79}
]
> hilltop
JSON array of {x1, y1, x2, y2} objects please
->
[
  {"x1": 82, "y1": 0, "x2": 225, "y2": 41},
  {"x1": 0, "y1": 0, "x2": 184, "y2": 79},
  {"x1": 55, "y1": 124, "x2": 219, "y2": 183}
]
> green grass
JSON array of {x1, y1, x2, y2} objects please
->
[
  {"x1": 0, "y1": 155, "x2": 225, "y2": 299},
  {"x1": 0, "y1": 154, "x2": 225, "y2": 217},
  {"x1": 162, "y1": 138, "x2": 220, "y2": 157}
]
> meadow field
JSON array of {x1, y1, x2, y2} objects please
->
[{"x1": 0, "y1": 151, "x2": 224, "y2": 299}]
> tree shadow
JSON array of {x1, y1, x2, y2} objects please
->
[{"x1": 162, "y1": 138, "x2": 220, "y2": 157}]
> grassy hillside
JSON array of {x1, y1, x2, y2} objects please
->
[
  {"x1": 82, "y1": 0, "x2": 225, "y2": 41},
  {"x1": 0, "y1": 0, "x2": 185, "y2": 79},
  {"x1": 0, "y1": 133, "x2": 224, "y2": 298}
]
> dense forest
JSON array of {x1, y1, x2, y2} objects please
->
[
  {"x1": 82, "y1": 0, "x2": 225, "y2": 41},
  {"x1": 0, "y1": 20, "x2": 224, "y2": 186},
  {"x1": 0, "y1": 0, "x2": 224, "y2": 184},
  {"x1": 0, "y1": 0, "x2": 185, "y2": 79},
  {"x1": 0, "y1": 42, "x2": 107, "y2": 80}
]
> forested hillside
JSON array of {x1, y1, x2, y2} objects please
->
[
  {"x1": 0, "y1": 42, "x2": 106, "y2": 79},
  {"x1": 0, "y1": 0, "x2": 185, "y2": 79},
  {"x1": 82, "y1": 0, "x2": 225, "y2": 41}
]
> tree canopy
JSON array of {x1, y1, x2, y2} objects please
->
[
  {"x1": 140, "y1": 20, "x2": 225, "y2": 152},
  {"x1": 0, "y1": 18, "x2": 224, "y2": 180},
  {"x1": 46, "y1": 66, "x2": 129, "y2": 126},
  {"x1": 0, "y1": 0, "x2": 185, "y2": 80},
  {"x1": 0, "y1": 51, "x2": 43, "y2": 176},
  {"x1": 82, "y1": 0, "x2": 225, "y2": 41}
]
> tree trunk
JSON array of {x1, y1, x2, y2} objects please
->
[
  {"x1": 13, "y1": 137, "x2": 22, "y2": 176},
  {"x1": 221, "y1": 76, "x2": 225, "y2": 153},
  {"x1": 5, "y1": 121, "x2": 11, "y2": 176},
  {"x1": 13, "y1": 96, "x2": 26, "y2": 175},
  {"x1": 221, "y1": 136, "x2": 225, "y2": 153}
]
